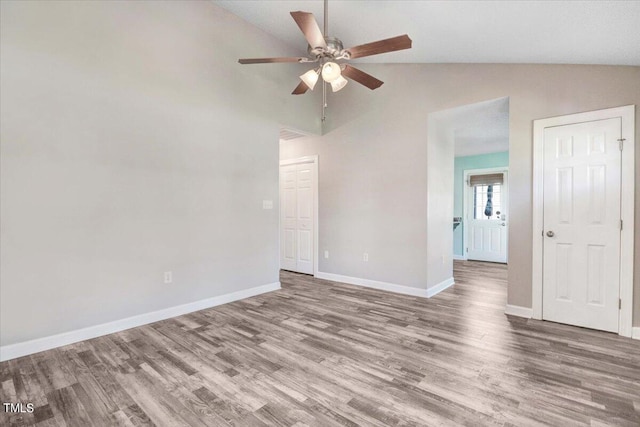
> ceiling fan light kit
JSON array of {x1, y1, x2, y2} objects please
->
[
  {"x1": 300, "y1": 68, "x2": 321, "y2": 90},
  {"x1": 321, "y1": 61, "x2": 341, "y2": 82},
  {"x1": 238, "y1": 0, "x2": 412, "y2": 120},
  {"x1": 330, "y1": 74, "x2": 348, "y2": 92}
]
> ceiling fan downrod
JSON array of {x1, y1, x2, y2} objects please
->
[
  {"x1": 323, "y1": 0, "x2": 328, "y2": 37},
  {"x1": 322, "y1": 0, "x2": 328, "y2": 122}
]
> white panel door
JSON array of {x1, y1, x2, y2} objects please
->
[
  {"x1": 466, "y1": 176, "x2": 508, "y2": 263},
  {"x1": 295, "y1": 164, "x2": 314, "y2": 274},
  {"x1": 542, "y1": 118, "x2": 621, "y2": 332},
  {"x1": 279, "y1": 162, "x2": 314, "y2": 274}
]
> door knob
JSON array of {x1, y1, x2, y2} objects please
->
[
  {"x1": 501, "y1": 222, "x2": 506, "y2": 226},
  {"x1": 546, "y1": 230, "x2": 555, "y2": 237}
]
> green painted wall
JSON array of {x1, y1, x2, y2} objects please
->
[{"x1": 453, "y1": 152, "x2": 509, "y2": 257}]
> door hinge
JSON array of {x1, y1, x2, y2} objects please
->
[
  {"x1": 618, "y1": 138, "x2": 625, "y2": 151},
  {"x1": 466, "y1": 247, "x2": 468, "y2": 253},
  {"x1": 619, "y1": 298, "x2": 622, "y2": 309},
  {"x1": 620, "y1": 219, "x2": 623, "y2": 230}
]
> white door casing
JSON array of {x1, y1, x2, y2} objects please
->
[
  {"x1": 295, "y1": 163, "x2": 314, "y2": 274},
  {"x1": 542, "y1": 118, "x2": 621, "y2": 332},
  {"x1": 464, "y1": 168, "x2": 509, "y2": 263},
  {"x1": 532, "y1": 105, "x2": 635, "y2": 338},
  {"x1": 279, "y1": 156, "x2": 318, "y2": 275},
  {"x1": 280, "y1": 165, "x2": 297, "y2": 272}
]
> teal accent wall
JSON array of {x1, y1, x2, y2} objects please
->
[{"x1": 453, "y1": 152, "x2": 509, "y2": 257}]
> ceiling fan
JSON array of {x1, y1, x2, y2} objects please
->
[{"x1": 238, "y1": 0, "x2": 412, "y2": 118}]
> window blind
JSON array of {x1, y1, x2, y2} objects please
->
[{"x1": 469, "y1": 173, "x2": 504, "y2": 186}]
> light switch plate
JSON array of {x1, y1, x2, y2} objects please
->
[{"x1": 262, "y1": 200, "x2": 273, "y2": 209}]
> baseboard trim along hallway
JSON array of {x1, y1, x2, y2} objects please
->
[
  {"x1": 504, "y1": 304, "x2": 533, "y2": 318},
  {"x1": 316, "y1": 272, "x2": 455, "y2": 299},
  {"x1": 316, "y1": 272, "x2": 429, "y2": 297},
  {"x1": 426, "y1": 277, "x2": 455, "y2": 297},
  {"x1": 632, "y1": 327, "x2": 640, "y2": 340},
  {"x1": 0, "y1": 281, "x2": 281, "y2": 362}
]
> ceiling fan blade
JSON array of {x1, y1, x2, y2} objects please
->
[
  {"x1": 290, "y1": 11, "x2": 327, "y2": 50},
  {"x1": 341, "y1": 65, "x2": 384, "y2": 90},
  {"x1": 292, "y1": 81, "x2": 309, "y2": 95},
  {"x1": 238, "y1": 57, "x2": 306, "y2": 64},
  {"x1": 345, "y1": 34, "x2": 412, "y2": 59}
]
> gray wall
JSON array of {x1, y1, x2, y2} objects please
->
[
  {"x1": 0, "y1": 1, "x2": 319, "y2": 346},
  {"x1": 426, "y1": 112, "x2": 455, "y2": 289},
  {"x1": 280, "y1": 64, "x2": 640, "y2": 325}
]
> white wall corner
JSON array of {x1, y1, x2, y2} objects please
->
[
  {"x1": 505, "y1": 304, "x2": 533, "y2": 318},
  {"x1": 426, "y1": 277, "x2": 455, "y2": 298},
  {"x1": 315, "y1": 272, "x2": 430, "y2": 298},
  {"x1": 632, "y1": 327, "x2": 640, "y2": 340},
  {"x1": 0, "y1": 282, "x2": 281, "y2": 362}
]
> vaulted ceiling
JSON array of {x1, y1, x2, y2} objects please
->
[{"x1": 214, "y1": 1, "x2": 640, "y2": 65}]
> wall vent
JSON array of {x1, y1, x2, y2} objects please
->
[{"x1": 279, "y1": 128, "x2": 309, "y2": 141}]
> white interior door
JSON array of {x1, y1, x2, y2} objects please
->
[
  {"x1": 465, "y1": 171, "x2": 508, "y2": 263},
  {"x1": 280, "y1": 162, "x2": 314, "y2": 274},
  {"x1": 542, "y1": 118, "x2": 621, "y2": 332}
]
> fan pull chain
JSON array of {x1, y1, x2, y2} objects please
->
[
  {"x1": 322, "y1": 81, "x2": 327, "y2": 122},
  {"x1": 322, "y1": 0, "x2": 328, "y2": 122}
]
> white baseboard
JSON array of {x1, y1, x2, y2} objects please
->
[
  {"x1": 426, "y1": 277, "x2": 455, "y2": 297},
  {"x1": 0, "y1": 282, "x2": 281, "y2": 362},
  {"x1": 316, "y1": 272, "x2": 430, "y2": 298},
  {"x1": 632, "y1": 327, "x2": 640, "y2": 340},
  {"x1": 505, "y1": 304, "x2": 533, "y2": 318},
  {"x1": 452, "y1": 255, "x2": 466, "y2": 261}
]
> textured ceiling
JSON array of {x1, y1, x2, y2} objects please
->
[{"x1": 213, "y1": 0, "x2": 640, "y2": 65}]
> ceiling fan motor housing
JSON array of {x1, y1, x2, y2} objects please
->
[{"x1": 308, "y1": 37, "x2": 345, "y2": 60}]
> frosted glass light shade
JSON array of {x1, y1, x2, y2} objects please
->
[
  {"x1": 300, "y1": 69, "x2": 320, "y2": 90},
  {"x1": 330, "y1": 75, "x2": 348, "y2": 92},
  {"x1": 321, "y1": 62, "x2": 341, "y2": 83}
]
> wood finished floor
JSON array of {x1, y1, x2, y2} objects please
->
[{"x1": 1, "y1": 261, "x2": 639, "y2": 426}]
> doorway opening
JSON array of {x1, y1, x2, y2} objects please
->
[
  {"x1": 427, "y1": 97, "x2": 509, "y2": 290},
  {"x1": 278, "y1": 127, "x2": 319, "y2": 277},
  {"x1": 452, "y1": 97, "x2": 509, "y2": 265}
]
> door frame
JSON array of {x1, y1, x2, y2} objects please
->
[
  {"x1": 279, "y1": 155, "x2": 319, "y2": 276},
  {"x1": 532, "y1": 105, "x2": 635, "y2": 337},
  {"x1": 463, "y1": 166, "x2": 509, "y2": 263}
]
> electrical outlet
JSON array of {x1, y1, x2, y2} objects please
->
[
  {"x1": 324, "y1": 250, "x2": 329, "y2": 259},
  {"x1": 164, "y1": 271, "x2": 172, "y2": 284},
  {"x1": 363, "y1": 253, "x2": 369, "y2": 262}
]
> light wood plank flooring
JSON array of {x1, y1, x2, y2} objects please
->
[{"x1": 1, "y1": 261, "x2": 639, "y2": 426}]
